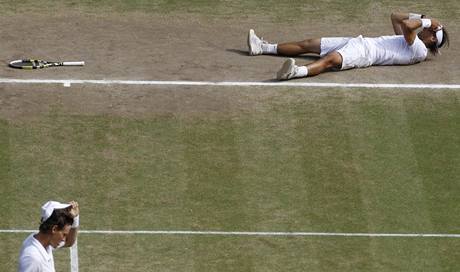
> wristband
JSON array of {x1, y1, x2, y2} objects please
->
[
  {"x1": 72, "y1": 215, "x2": 80, "y2": 228},
  {"x1": 421, "y1": 18, "x2": 431, "y2": 28},
  {"x1": 409, "y1": 13, "x2": 422, "y2": 20}
]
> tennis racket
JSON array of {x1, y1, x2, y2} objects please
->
[{"x1": 9, "y1": 59, "x2": 85, "y2": 69}]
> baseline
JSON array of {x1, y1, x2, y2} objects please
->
[
  {"x1": 2, "y1": 229, "x2": 460, "y2": 238},
  {"x1": 0, "y1": 78, "x2": 460, "y2": 89}
]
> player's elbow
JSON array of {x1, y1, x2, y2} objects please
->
[
  {"x1": 390, "y1": 12, "x2": 405, "y2": 35},
  {"x1": 390, "y1": 13, "x2": 396, "y2": 26},
  {"x1": 390, "y1": 12, "x2": 397, "y2": 21},
  {"x1": 391, "y1": 12, "x2": 404, "y2": 22}
]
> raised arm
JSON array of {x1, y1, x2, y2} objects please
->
[
  {"x1": 391, "y1": 12, "x2": 410, "y2": 35},
  {"x1": 391, "y1": 12, "x2": 443, "y2": 46},
  {"x1": 391, "y1": 12, "x2": 424, "y2": 45},
  {"x1": 64, "y1": 201, "x2": 80, "y2": 247}
]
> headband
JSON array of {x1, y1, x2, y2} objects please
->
[{"x1": 435, "y1": 26, "x2": 444, "y2": 47}]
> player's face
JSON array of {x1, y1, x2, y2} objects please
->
[
  {"x1": 50, "y1": 224, "x2": 71, "y2": 248},
  {"x1": 420, "y1": 29, "x2": 437, "y2": 46}
]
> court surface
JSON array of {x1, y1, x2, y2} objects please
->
[{"x1": 1, "y1": 1, "x2": 460, "y2": 271}]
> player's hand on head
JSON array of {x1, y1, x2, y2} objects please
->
[
  {"x1": 68, "y1": 201, "x2": 80, "y2": 218},
  {"x1": 430, "y1": 18, "x2": 441, "y2": 30}
]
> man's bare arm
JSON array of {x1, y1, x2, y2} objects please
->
[
  {"x1": 391, "y1": 12, "x2": 442, "y2": 46},
  {"x1": 391, "y1": 12, "x2": 425, "y2": 45},
  {"x1": 391, "y1": 12, "x2": 409, "y2": 35},
  {"x1": 64, "y1": 201, "x2": 79, "y2": 247},
  {"x1": 401, "y1": 19, "x2": 422, "y2": 45}
]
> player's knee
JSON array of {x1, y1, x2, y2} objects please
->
[{"x1": 325, "y1": 53, "x2": 342, "y2": 69}]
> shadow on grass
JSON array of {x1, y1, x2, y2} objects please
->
[
  {"x1": 226, "y1": 49, "x2": 249, "y2": 56},
  {"x1": 226, "y1": 48, "x2": 324, "y2": 82},
  {"x1": 226, "y1": 48, "x2": 320, "y2": 62}
]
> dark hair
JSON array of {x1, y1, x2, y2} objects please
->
[{"x1": 39, "y1": 208, "x2": 74, "y2": 233}]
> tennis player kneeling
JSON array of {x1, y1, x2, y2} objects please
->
[
  {"x1": 248, "y1": 12, "x2": 449, "y2": 80},
  {"x1": 18, "y1": 201, "x2": 80, "y2": 272}
]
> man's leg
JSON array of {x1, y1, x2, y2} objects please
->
[
  {"x1": 248, "y1": 29, "x2": 320, "y2": 56},
  {"x1": 305, "y1": 52, "x2": 342, "y2": 76},
  {"x1": 277, "y1": 52, "x2": 343, "y2": 80},
  {"x1": 277, "y1": 39, "x2": 321, "y2": 56}
]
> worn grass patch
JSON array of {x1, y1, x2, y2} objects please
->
[{"x1": 0, "y1": 0, "x2": 458, "y2": 22}]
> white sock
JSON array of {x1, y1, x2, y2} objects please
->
[
  {"x1": 261, "y1": 43, "x2": 278, "y2": 54},
  {"x1": 294, "y1": 66, "x2": 309, "y2": 78}
]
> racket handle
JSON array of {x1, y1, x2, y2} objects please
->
[{"x1": 62, "y1": 61, "x2": 85, "y2": 66}]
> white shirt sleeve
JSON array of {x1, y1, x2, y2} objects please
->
[{"x1": 18, "y1": 255, "x2": 42, "y2": 272}]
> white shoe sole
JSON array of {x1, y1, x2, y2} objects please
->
[{"x1": 276, "y1": 58, "x2": 296, "y2": 80}]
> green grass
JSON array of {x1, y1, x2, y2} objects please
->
[
  {"x1": 1, "y1": 0, "x2": 459, "y2": 22},
  {"x1": 1, "y1": 88, "x2": 460, "y2": 271},
  {"x1": 75, "y1": 235, "x2": 460, "y2": 271},
  {"x1": 1, "y1": 1, "x2": 460, "y2": 271}
]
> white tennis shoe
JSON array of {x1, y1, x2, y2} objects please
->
[
  {"x1": 276, "y1": 58, "x2": 297, "y2": 80},
  {"x1": 248, "y1": 29, "x2": 266, "y2": 56}
]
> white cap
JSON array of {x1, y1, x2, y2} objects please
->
[{"x1": 41, "y1": 201, "x2": 71, "y2": 222}]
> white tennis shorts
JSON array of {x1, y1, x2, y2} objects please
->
[{"x1": 320, "y1": 35, "x2": 372, "y2": 70}]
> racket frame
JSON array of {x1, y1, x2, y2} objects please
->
[{"x1": 9, "y1": 59, "x2": 85, "y2": 69}]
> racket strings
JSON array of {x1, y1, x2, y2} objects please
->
[{"x1": 30, "y1": 60, "x2": 46, "y2": 69}]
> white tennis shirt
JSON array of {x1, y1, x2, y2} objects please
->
[
  {"x1": 18, "y1": 234, "x2": 55, "y2": 272},
  {"x1": 364, "y1": 35, "x2": 428, "y2": 66}
]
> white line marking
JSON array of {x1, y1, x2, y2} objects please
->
[
  {"x1": 0, "y1": 230, "x2": 36, "y2": 233},
  {"x1": 70, "y1": 239, "x2": 79, "y2": 272},
  {"x1": 2, "y1": 229, "x2": 460, "y2": 238},
  {"x1": 0, "y1": 78, "x2": 460, "y2": 89}
]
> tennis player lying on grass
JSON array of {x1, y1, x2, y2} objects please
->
[{"x1": 248, "y1": 12, "x2": 449, "y2": 80}]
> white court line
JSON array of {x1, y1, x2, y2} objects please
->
[
  {"x1": 0, "y1": 78, "x2": 460, "y2": 89},
  {"x1": 2, "y1": 229, "x2": 460, "y2": 238},
  {"x1": 70, "y1": 239, "x2": 79, "y2": 272}
]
